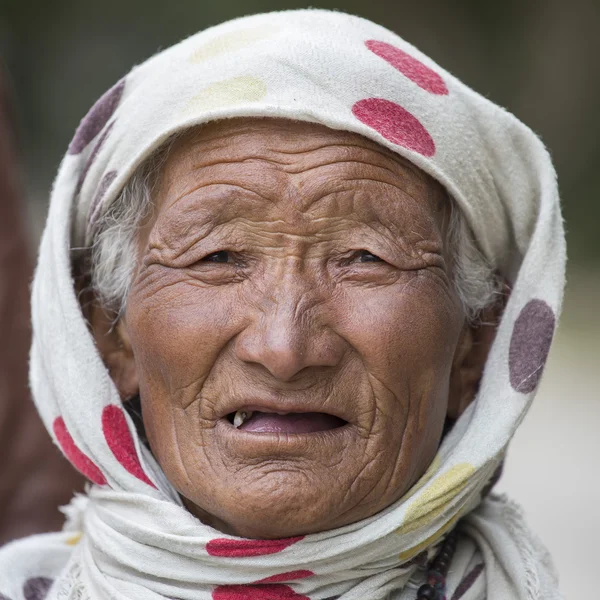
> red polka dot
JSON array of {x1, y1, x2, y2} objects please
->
[
  {"x1": 257, "y1": 571, "x2": 314, "y2": 584},
  {"x1": 53, "y1": 417, "x2": 106, "y2": 485},
  {"x1": 365, "y1": 40, "x2": 448, "y2": 95},
  {"x1": 101, "y1": 405, "x2": 156, "y2": 488},
  {"x1": 207, "y1": 536, "x2": 304, "y2": 557},
  {"x1": 352, "y1": 98, "x2": 435, "y2": 156},
  {"x1": 212, "y1": 584, "x2": 309, "y2": 600}
]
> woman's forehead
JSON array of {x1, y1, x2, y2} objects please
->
[
  {"x1": 153, "y1": 117, "x2": 448, "y2": 220},
  {"x1": 166, "y1": 118, "x2": 429, "y2": 176}
]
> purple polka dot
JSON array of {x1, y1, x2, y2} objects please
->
[
  {"x1": 509, "y1": 299, "x2": 555, "y2": 393},
  {"x1": 75, "y1": 121, "x2": 115, "y2": 195},
  {"x1": 23, "y1": 577, "x2": 53, "y2": 600},
  {"x1": 0, "y1": 593, "x2": 13, "y2": 600},
  {"x1": 68, "y1": 79, "x2": 125, "y2": 155},
  {"x1": 352, "y1": 98, "x2": 435, "y2": 156},
  {"x1": 89, "y1": 170, "x2": 118, "y2": 225},
  {"x1": 365, "y1": 40, "x2": 449, "y2": 95}
]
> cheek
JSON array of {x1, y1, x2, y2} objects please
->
[
  {"x1": 125, "y1": 271, "x2": 244, "y2": 406},
  {"x1": 333, "y1": 276, "x2": 462, "y2": 497},
  {"x1": 337, "y1": 275, "x2": 462, "y2": 398},
  {"x1": 125, "y1": 272, "x2": 247, "y2": 490}
]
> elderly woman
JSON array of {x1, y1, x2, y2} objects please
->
[{"x1": 0, "y1": 9, "x2": 564, "y2": 600}]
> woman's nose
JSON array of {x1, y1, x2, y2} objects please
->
[{"x1": 234, "y1": 285, "x2": 345, "y2": 382}]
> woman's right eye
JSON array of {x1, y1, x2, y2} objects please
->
[
  {"x1": 201, "y1": 251, "x2": 230, "y2": 263},
  {"x1": 356, "y1": 250, "x2": 383, "y2": 263}
]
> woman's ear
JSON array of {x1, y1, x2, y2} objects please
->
[
  {"x1": 88, "y1": 302, "x2": 139, "y2": 401},
  {"x1": 447, "y1": 299, "x2": 505, "y2": 420}
]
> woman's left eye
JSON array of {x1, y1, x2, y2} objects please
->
[
  {"x1": 202, "y1": 251, "x2": 231, "y2": 263},
  {"x1": 356, "y1": 250, "x2": 383, "y2": 263}
]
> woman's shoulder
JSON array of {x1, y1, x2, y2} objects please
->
[{"x1": 0, "y1": 531, "x2": 76, "y2": 600}]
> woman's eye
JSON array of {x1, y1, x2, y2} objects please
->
[
  {"x1": 357, "y1": 250, "x2": 383, "y2": 263},
  {"x1": 202, "y1": 251, "x2": 231, "y2": 263}
]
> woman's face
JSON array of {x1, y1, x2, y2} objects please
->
[{"x1": 110, "y1": 119, "x2": 475, "y2": 539}]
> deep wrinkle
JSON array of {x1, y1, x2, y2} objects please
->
[{"x1": 91, "y1": 118, "x2": 499, "y2": 539}]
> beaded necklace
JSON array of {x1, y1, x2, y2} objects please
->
[{"x1": 415, "y1": 530, "x2": 458, "y2": 600}]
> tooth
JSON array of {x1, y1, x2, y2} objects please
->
[
  {"x1": 233, "y1": 411, "x2": 245, "y2": 428},
  {"x1": 233, "y1": 410, "x2": 252, "y2": 428}
]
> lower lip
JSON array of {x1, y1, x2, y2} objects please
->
[{"x1": 214, "y1": 418, "x2": 353, "y2": 458}]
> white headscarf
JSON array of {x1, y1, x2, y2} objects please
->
[{"x1": 0, "y1": 9, "x2": 565, "y2": 600}]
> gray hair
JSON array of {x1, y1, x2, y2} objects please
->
[{"x1": 87, "y1": 138, "x2": 501, "y2": 322}]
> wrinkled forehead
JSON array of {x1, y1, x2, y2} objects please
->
[
  {"x1": 150, "y1": 118, "x2": 450, "y2": 228},
  {"x1": 162, "y1": 118, "x2": 436, "y2": 180},
  {"x1": 166, "y1": 117, "x2": 431, "y2": 163}
]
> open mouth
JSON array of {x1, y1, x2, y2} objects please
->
[{"x1": 226, "y1": 410, "x2": 347, "y2": 434}]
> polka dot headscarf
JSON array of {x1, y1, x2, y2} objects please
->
[{"x1": 0, "y1": 9, "x2": 565, "y2": 600}]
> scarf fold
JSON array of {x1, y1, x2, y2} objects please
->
[{"x1": 0, "y1": 9, "x2": 564, "y2": 600}]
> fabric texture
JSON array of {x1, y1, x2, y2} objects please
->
[{"x1": 0, "y1": 9, "x2": 565, "y2": 600}]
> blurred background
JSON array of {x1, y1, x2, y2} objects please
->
[{"x1": 0, "y1": 0, "x2": 597, "y2": 596}]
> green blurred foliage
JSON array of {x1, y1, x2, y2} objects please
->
[{"x1": 0, "y1": 0, "x2": 598, "y2": 263}]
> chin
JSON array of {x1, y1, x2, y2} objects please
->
[{"x1": 181, "y1": 464, "x2": 367, "y2": 539}]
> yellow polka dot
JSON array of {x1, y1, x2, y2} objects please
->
[
  {"x1": 398, "y1": 515, "x2": 459, "y2": 562},
  {"x1": 65, "y1": 532, "x2": 82, "y2": 546},
  {"x1": 184, "y1": 76, "x2": 267, "y2": 114},
  {"x1": 396, "y1": 462, "x2": 476, "y2": 536},
  {"x1": 190, "y1": 25, "x2": 279, "y2": 63}
]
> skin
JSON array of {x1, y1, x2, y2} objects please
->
[{"x1": 92, "y1": 118, "x2": 499, "y2": 540}]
